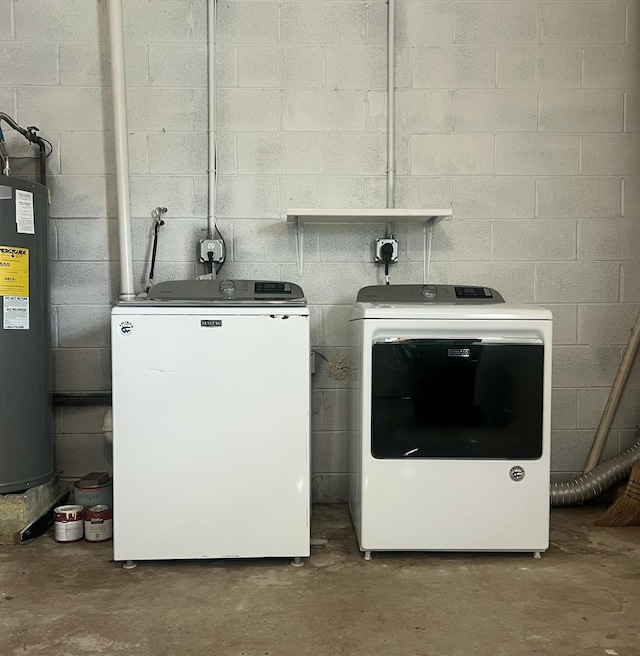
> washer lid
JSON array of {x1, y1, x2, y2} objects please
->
[{"x1": 139, "y1": 279, "x2": 306, "y2": 306}]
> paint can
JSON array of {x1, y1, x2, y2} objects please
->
[
  {"x1": 54, "y1": 505, "x2": 84, "y2": 543},
  {"x1": 84, "y1": 505, "x2": 113, "y2": 543},
  {"x1": 73, "y1": 472, "x2": 113, "y2": 508}
]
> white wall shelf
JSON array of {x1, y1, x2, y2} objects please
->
[{"x1": 285, "y1": 208, "x2": 453, "y2": 276}]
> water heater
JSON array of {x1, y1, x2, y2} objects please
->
[{"x1": 0, "y1": 176, "x2": 53, "y2": 493}]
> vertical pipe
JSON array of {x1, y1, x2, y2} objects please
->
[
  {"x1": 386, "y1": 0, "x2": 395, "y2": 237},
  {"x1": 207, "y1": 0, "x2": 217, "y2": 239},
  {"x1": 107, "y1": 0, "x2": 135, "y2": 300}
]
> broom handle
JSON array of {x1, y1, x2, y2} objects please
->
[{"x1": 583, "y1": 306, "x2": 640, "y2": 473}]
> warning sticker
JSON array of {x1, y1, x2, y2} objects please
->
[
  {"x1": 16, "y1": 189, "x2": 35, "y2": 235},
  {"x1": 3, "y1": 296, "x2": 29, "y2": 330},
  {"x1": 0, "y1": 246, "x2": 29, "y2": 297}
]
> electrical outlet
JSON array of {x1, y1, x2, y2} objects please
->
[
  {"x1": 199, "y1": 239, "x2": 225, "y2": 263},
  {"x1": 374, "y1": 238, "x2": 398, "y2": 263}
]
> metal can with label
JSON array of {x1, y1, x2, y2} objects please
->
[
  {"x1": 84, "y1": 505, "x2": 113, "y2": 543},
  {"x1": 54, "y1": 505, "x2": 84, "y2": 543}
]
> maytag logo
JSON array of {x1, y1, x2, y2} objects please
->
[
  {"x1": 201, "y1": 319, "x2": 222, "y2": 328},
  {"x1": 448, "y1": 348, "x2": 470, "y2": 358}
]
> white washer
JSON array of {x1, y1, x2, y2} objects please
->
[
  {"x1": 349, "y1": 284, "x2": 552, "y2": 557},
  {"x1": 112, "y1": 279, "x2": 310, "y2": 564}
]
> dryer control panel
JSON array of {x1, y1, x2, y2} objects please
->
[{"x1": 356, "y1": 284, "x2": 505, "y2": 304}]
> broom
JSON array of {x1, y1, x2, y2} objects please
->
[{"x1": 595, "y1": 459, "x2": 640, "y2": 527}]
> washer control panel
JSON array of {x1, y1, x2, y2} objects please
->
[
  {"x1": 147, "y1": 279, "x2": 305, "y2": 304},
  {"x1": 356, "y1": 284, "x2": 505, "y2": 304}
]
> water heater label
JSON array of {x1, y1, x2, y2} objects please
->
[
  {"x1": 15, "y1": 190, "x2": 35, "y2": 235},
  {"x1": 0, "y1": 246, "x2": 29, "y2": 297},
  {"x1": 3, "y1": 296, "x2": 29, "y2": 330}
]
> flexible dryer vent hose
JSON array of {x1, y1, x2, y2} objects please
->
[{"x1": 550, "y1": 439, "x2": 640, "y2": 506}]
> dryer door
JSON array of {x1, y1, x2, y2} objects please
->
[{"x1": 371, "y1": 337, "x2": 544, "y2": 460}]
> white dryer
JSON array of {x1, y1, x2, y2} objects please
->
[
  {"x1": 112, "y1": 279, "x2": 310, "y2": 566},
  {"x1": 349, "y1": 284, "x2": 552, "y2": 559}
]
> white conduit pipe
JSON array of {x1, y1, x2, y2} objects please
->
[
  {"x1": 207, "y1": 0, "x2": 217, "y2": 239},
  {"x1": 107, "y1": 0, "x2": 135, "y2": 301},
  {"x1": 386, "y1": 0, "x2": 395, "y2": 238}
]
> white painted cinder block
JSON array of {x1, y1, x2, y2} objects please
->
[
  {"x1": 280, "y1": 3, "x2": 367, "y2": 45},
  {"x1": 540, "y1": 3, "x2": 626, "y2": 45},
  {"x1": 318, "y1": 223, "x2": 387, "y2": 263},
  {"x1": 324, "y1": 132, "x2": 388, "y2": 176},
  {"x1": 625, "y1": 91, "x2": 640, "y2": 132},
  {"x1": 412, "y1": 134, "x2": 494, "y2": 175},
  {"x1": 492, "y1": 220, "x2": 577, "y2": 261},
  {"x1": 281, "y1": 262, "x2": 366, "y2": 305},
  {"x1": 216, "y1": 1, "x2": 279, "y2": 44},
  {"x1": 623, "y1": 178, "x2": 640, "y2": 217},
  {"x1": 15, "y1": 0, "x2": 106, "y2": 42},
  {"x1": 581, "y1": 134, "x2": 640, "y2": 175},
  {"x1": 50, "y1": 262, "x2": 115, "y2": 306},
  {"x1": 325, "y1": 47, "x2": 410, "y2": 90},
  {"x1": 428, "y1": 219, "x2": 492, "y2": 262},
  {"x1": 454, "y1": 89, "x2": 537, "y2": 132},
  {"x1": 578, "y1": 386, "x2": 640, "y2": 430},
  {"x1": 58, "y1": 306, "x2": 112, "y2": 349},
  {"x1": 233, "y1": 219, "x2": 319, "y2": 263},
  {"x1": 496, "y1": 134, "x2": 579, "y2": 175},
  {"x1": 215, "y1": 176, "x2": 280, "y2": 219},
  {"x1": 282, "y1": 89, "x2": 366, "y2": 132},
  {"x1": 57, "y1": 218, "x2": 118, "y2": 262},
  {"x1": 539, "y1": 89, "x2": 623, "y2": 133},
  {"x1": 453, "y1": 176, "x2": 535, "y2": 219},
  {"x1": 149, "y1": 133, "x2": 207, "y2": 175},
  {"x1": 552, "y1": 346, "x2": 621, "y2": 388},
  {"x1": 454, "y1": 3, "x2": 538, "y2": 45},
  {"x1": 281, "y1": 176, "x2": 366, "y2": 213},
  {"x1": 237, "y1": 133, "x2": 322, "y2": 174},
  {"x1": 48, "y1": 175, "x2": 116, "y2": 219},
  {"x1": 123, "y1": 0, "x2": 207, "y2": 43},
  {"x1": 60, "y1": 132, "x2": 147, "y2": 176},
  {"x1": 59, "y1": 43, "x2": 148, "y2": 87},
  {"x1": 129, "y1": 176, "x2": 195, "y2": 219},
  {"x1": 583, "y1": 46, "x2": 640, "y2": 88},
  {"x1": 368, "y1": 89, "x2": 452, "y2": 133},
  {"x1": 578, "y1": 219, "x2": 640, "y2": 261},
  {"x1": 496, "y1": 46, "x2": 582, "y2": 89},
  {"x1": 0, "y1": 44, "x2": 58, "y2": 86},
  {"x1": 543, "y1": 304, "x2": 578, "y2": 345},
  {"x1": 217, "y1": 89, "x2": 279, "y2": 131},
  {"x1": 412, "y1": 47, "x2": 496, "y2": 89},
  {"x1": 366, "y1": 176, "x2": 451, "y2": 210},
  {"x1": 126, "y1": 89, "x2": 199, "y2": 132},
  {"x1": 535, "y1": 262, "x2": 620, "y2": 303},
  {"x1": 17, "y1": 88, "x2": 111, "y2": 132},
  {"x1": 552, "y1": 389, "x2": 578, "y2": 430},
  {"x1": 578, "y1": 303, "x2": 640, "y2": 346},
  {"x1": 536, "y1": 177, "x2": 622, "y2": 218},
  {"x1": 237, "y1": 45, "x2": 323, "y2": 88},
  {"x1": 395, "y1": 3, "x2": 455, "y2": 46},
  {"x1": 0, "y1": 0, "x2": 12, "y2": 40}
]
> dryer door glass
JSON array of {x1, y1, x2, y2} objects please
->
[{"x1": 371, "y1": 339, "x2": 544, "y2": 459}]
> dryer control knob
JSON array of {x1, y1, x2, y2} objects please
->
[
  {"x1": 421, "y1": 285, "x2": 438, "y2": 299},
  {"x1": 219, "y1": 280, "x2": 236, "y2": 295}
]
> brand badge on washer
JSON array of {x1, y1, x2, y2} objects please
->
[
  {"x1": 448, "y1": 348, "x2": 470, "y2": 358},
  {"x1": 119, "y1": 321, "x2": 134, "y2": 336},
  {"x1": 509, "y1": 466, "x2": 525, "y2": 482}
]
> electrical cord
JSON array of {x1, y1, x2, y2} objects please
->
[{"x1": 381, "y1": 241, "x2": 394, "y2": 285}]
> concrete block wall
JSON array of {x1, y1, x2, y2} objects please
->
[{"x1": 2, "y1": 0, "x2": 640, "y2": 497}]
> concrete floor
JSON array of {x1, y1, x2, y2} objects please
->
[{"x1": 0, "y1": 505, "x2": 638, "y2": 656}]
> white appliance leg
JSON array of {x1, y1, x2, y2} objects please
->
[
  {"x1": 123, "y1": 560, "x2": 137, "y2": 570},
  {"x1": 364, "y1": 551, "x2": 372, "y2": 561},
  {"x1": 290, "y1": 557, "x2": 304, "y2": 567},
  {"x1": 533, "y1": 551, "x2": 542, "y2": 559}
]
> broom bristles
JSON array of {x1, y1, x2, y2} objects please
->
[{"x1": 595, "y1": 460, "x2": 640, "y2": 527}]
